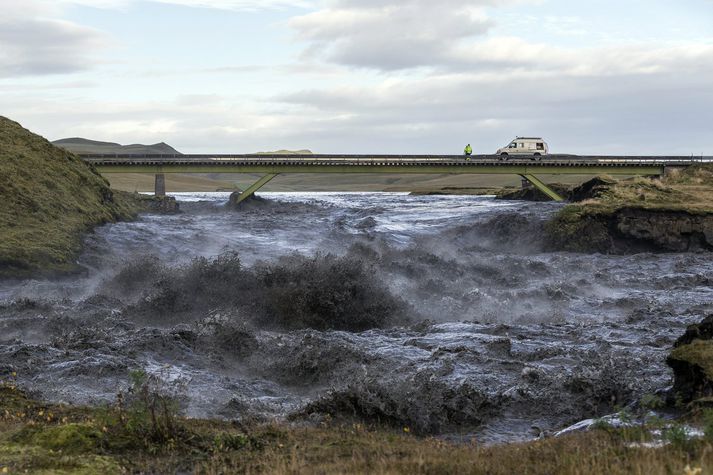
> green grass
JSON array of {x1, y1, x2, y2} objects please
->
[
  {"x1": 0, "y1": 117, "x2": 146, "y2": 277},
  {"x1": 1, "y1": 382, "x2": 713, "y2": 474},
  {"x1": 670, "y1": 340, "x2": 713, "y2": 381}
]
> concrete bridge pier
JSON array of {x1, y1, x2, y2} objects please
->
[{"x1": 155, "y1": 173, "x2": 166, "y2": 197}]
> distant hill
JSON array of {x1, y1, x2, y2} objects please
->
[
  {"x1": 53, "y1": 138, "x2": 181, "y2": 155},
  {"x1": 256, "y1": 150, "x2": 313, "y2": 155}
]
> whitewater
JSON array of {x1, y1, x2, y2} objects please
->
[{"x1": 1, "y1": 192, "x2": 712, "y2": 443}]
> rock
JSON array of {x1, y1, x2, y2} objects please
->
[
  {"x1": 615, "y1": 208, "x2": 713, "y2": 252},
  {"x1": 546, "y1": 207, "x2": 713, "y2": 254},
  {"x1": 142, "y1": 196, "x2": 179, "y2": 214},
  {"x1": 570, "y1": 177, "x2": 616, "y2": 202},
  {"x1": 667, "y1": 315, "x2": 713, "y2": 403},
  {"x1": 226, "y1": 191, "x2": 267, "y2": 210},
  {"x1": 496, "y1": 184, "x2": 572, "y2": 202},
  {"x1": 673, "y1": 315, "x2": 713, "y2": 347}
]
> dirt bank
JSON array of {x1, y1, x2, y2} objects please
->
[{"x1": 545, "y1": 168, "x2": 713, "y2": 253}]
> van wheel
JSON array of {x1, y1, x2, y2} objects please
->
[
  {"x1": 500, "y1": 153, "x2": 509, "y2": 161},
  {"x1": 532, "y1": 153, "x2": 542, "y2": 162}
]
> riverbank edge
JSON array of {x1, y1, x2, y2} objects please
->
[
  {"x1": 544, "y1": 205, "x2": 713, "y2": 253},
  {"x1": 0, "y1": 381, "x2": 711, "y2": 474},
  {"x1": 0, "y1": 191, "x2": 178, "y2": 281},
  {"x1": 502, "y1": 168, "x2": 713, "y2": 254},
  {"x1": 0, "y1": 116, "x2": 180, "y2": 280}
]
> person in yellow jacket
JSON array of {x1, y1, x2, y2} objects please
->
[{"x1": 464, "y1": 144, "x2": 473, "y2": 161}]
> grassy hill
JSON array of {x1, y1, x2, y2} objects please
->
[
  {"x1": 0, "y1": 118, "x2": 143, "y2": 277},
  {"x1": 53, "y1": 138, "x2": 181, "y2": 155}
]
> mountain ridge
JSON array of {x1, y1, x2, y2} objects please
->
[{"x1": 53, "y1": 137, "x2": 181, "y2": 155}]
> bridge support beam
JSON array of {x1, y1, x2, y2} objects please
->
[
  {"x1": 155, "y1": 174, "x2": 166, "y2": 197},
  {"x1": 234, "y1": 174, "x2": 279, "y2": 204},
  {"x1": 519, "y1": 174, "x2": 565, "y2": 202}
]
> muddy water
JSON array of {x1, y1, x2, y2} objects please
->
[{"x1": 1, "y1": 193, "x2": 712, "y2": 443}]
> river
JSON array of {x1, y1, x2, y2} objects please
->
[{"x1": 1, "y1": 192, "x2": 711, "y2": 443}]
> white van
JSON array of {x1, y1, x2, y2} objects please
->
[{"x1": 496, "y1": 137, "x2": 549, "y2": 159}]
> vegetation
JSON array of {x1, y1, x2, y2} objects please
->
[
  {"x1": 576, "y1": 168, "x2": 713, "y2": 213},
  {"x1": 670, "y1": 340, "x2": 713, "y2": 382},
  {"x1": 545, "y1": 165, "x2": 713, "y2": 252},
  {"x1": 0, "y1": 117, "x2": 146, "y2": 277},
  {"x1": 1, "y1": 377, "x2": 713, "y2": 474}
]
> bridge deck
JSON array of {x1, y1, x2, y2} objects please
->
[
  {"x1": 80, "y1": 154, "x2": 700, "y2": 175},
  {"x1": 81, "y1": 153, "x2": 700, "y2": 166},
  {"x1": 79, "y1": 154, "x2": 701, "y2": 201}
]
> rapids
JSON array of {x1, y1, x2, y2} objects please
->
[{"x1": 1, "y1": 192, "x2": 712, "y2": 443}]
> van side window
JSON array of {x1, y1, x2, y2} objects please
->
[
  {"x1": 518, "y1": 143, "x2": 524, "y2": 148},
  {"x1": 509, "y1": 142, "x2": 517, "y2": 148},
  {"x1": 537, "y1": 143, "x2": 544, "y2": 150}
]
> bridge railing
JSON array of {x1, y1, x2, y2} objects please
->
[{"x1": 80, "y1": 154, "x2": 709, "y2": 167}]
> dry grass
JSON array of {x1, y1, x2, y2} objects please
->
[
  {"x1": 578, "y1": 166, "x2": 713, "y2": 214},
  {"x1": 1, "y1": 383, "x2": 712, "y2": 475}
]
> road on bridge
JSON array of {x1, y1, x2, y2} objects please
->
[{"x1": 78, "y1": 154, "x2": 706, "y2": 202}]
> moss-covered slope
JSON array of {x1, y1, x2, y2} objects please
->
[{"x1": 0, "y1": 117, "x2": 142, "y2": 277}]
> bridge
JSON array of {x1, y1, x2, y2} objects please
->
[{"x1": 80, "y1": 154, "x2": 702, "y2": 203}]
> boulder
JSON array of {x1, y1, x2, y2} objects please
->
[
  {"x1": 667, "y1": 315, "x2": 713, "y2": 402},
  {"x1": 226, "y1": 191, "x2": 267, "y2": 210},
  {"x1": 142, "y1": 196, "x2": 179, "y2": 214},
  {"x1": 570, "y1": 177, "x2": 616, "y2": 202}
]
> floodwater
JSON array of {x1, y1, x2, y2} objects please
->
[{"x1": 1, "y1": 192, "x2": 711, "y2": 443}]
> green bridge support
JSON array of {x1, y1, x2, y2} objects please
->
[
  {"x1": 519, "y1": 174, "x2": 565, "y2": 202},
  {"x1": 234, "y1": 173, "x2": 279, "y2": 204}
]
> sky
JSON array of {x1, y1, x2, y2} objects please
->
[{"x1": 0, "y1": 0, "x2": 712, "y2": 154}]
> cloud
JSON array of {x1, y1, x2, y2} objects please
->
[
  {"x1": 54, "y1": 0, "x2": 312, "y2": 10},
  {"x1": 0, "y1": 1, "x2": 107, "y2": 77},
  {"x1": 290, "y1": 0, "x2": 499, "y2": 70},
  {"x1": 7, "y1": 51, "x2": 711, "y2": 156},
  {"x1": 269, "y1": 38, "x2": 713, "y2": 155},
  {"x1": 444, "y1": 37, "x2": 713, "y2": 77},
  {"x1": 3, "y1": 0, "x2": 712, "y2": 156},
  {"x1": 0, "y1": 0, "x2": 309, "y2": 78},
  {"x1": 290, "y1": 0, "x2": 713, "y2": 78},
  {"x1": 287, "y1": 0, "x2": 564, "y2": 71}
]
